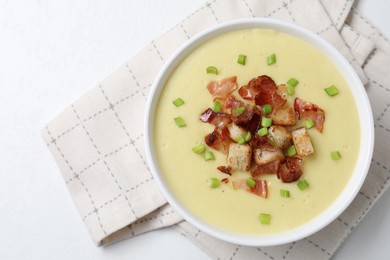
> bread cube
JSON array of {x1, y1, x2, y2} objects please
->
[
  {"x1": 227, "y1": 143, "x2": 252, "y2": 171},
  {"x1": 253, "y1": 148, "x2": 285, "y2": 166},
  {"x1": 227, "y1": 123, "x2": 247, "y2": 141},
  {"x1": 270, "y1": 107, "x2": 296, "y2": 126},
  {"x1": 268, "y1": 125, "x2": 292, "y2": 149},
  {"x1": 292, "y1": 127, "x2": 314, "y2": 157}
]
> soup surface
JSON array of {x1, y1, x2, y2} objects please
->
[{"x1": 154, "y1": 28, "x2": 360, "y2": 234}]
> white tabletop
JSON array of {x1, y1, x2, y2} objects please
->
[{"x1": 1, "y1": 0, "x2": 389, "y2": 259}]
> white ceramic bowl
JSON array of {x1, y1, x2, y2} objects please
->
[{"x1": 145, "y1": 18, "x2": 374, "y2": 246}]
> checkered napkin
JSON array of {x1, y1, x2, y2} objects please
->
[{"x1": 42, "y1": 0, "x2": 390, "y2": 259}]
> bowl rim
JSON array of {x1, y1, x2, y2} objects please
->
[{"x1": 144, "y1": 18, "x2": 374, "y2": 246}]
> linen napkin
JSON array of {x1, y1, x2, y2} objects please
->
[{"x1": 42, "y1": 0, "x2": 390, "y2": 259}]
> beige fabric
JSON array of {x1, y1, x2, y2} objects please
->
[{"x1": 42, "y1": 0, "x2": 390, "y2": 259}]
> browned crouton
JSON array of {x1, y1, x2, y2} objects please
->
[
  {"x1": 268, "y1": 125, "x2": 292, "y2": 149},
  {"x1": 227, "y1": 143, "x2": 252, "y2": 171},
  {"x1": 292, "y1": 127, "x2": 314, "y2": 156},
  {"x1": 227, "y1": 123, "x2": 247, "y2": 141},
  {"x1": 253, "y1": 148, "x2": 285, "y2": 166},
  {"x1": 270, "y1": 107, "x2": 296, "y2": 126}
]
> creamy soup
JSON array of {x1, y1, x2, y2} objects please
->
[{"x1": 154, "y1": 28, "x2": 360, "y2": 234}]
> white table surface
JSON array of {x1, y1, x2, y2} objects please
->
[{"x1": 1, "y1": 0, "x2": 389, "y2": 259}]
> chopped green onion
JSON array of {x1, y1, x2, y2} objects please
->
[
  {"x1": 212, "y1": 101, "x2": 222, "y2": 112},
  {"x1": 304, "y1": 119, "x2": 315, "y2": 129},
  {"x1": 174, "y1": 117, "x2": 186, "y2": 127},
  {"x1": 235, "y1": 135, "x2": 245, "y2": 145},
  {"x1": 262, "y1": 104, "x2": 272, "y2": 115},
  {"x1": 206, "y1": 66, "x2": 218, "y2": 75},
  {"x1": 237, "y1": 54, "x2": 246, "y2": 65},
  {"x1": 244, "y1": 132, "x2": 252, "y2": 142},
  {"x1": 209, "y1": 178, "x2": 220, "y2": 188},
  {"x1": 280, "y1": 189, "x2": 291, "y2": 198},
  {"x1": 261, "y1": 117, "x2": 273, "y2": 128},
  {"x1": 204, "y1": 151, "x2": 215, "y2": 161},
  {"x1": 246, "y1": 178, "x2": 256, "y2": 188},
  {"x1": 258, "y1": 127, "x2": 268, "y2": 137},
  {"x1": 192, "y1": 143, "x2": 205, "y2": 154},
  {"x1": 286, "y1": 85, "x2": 295, "y2": 95},
  {"x1": 331, "y1": 151, "x2": 342, "y2": 160},
  {"x1": 287, "y1": 78, "x2": 299, "y2": 87},
  {"x1": 297, "y1": 179, "x2": 309, "y2": 190},
  {"x1": 286, "y1": 145, "x2": 297, "y2": 157},
  {"x1": 259, "y1": 213, "x2": 271, "y2": 224},
  {"x1": 172, "y1": 98, "x2": 184, "y2": 107},
  {"x1": 267, "y1": 54, "x2": 276, "y2": 65},
  {"x1": 233, "y1": 107, "x2": 245, "y2": 116},
  {"x1": 324, "y1": 85, "x2": 339, "y2": 96}
]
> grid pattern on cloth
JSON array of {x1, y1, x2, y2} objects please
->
[{"x1": 42, "y1": 0, "x2": 390, "y2": 259}]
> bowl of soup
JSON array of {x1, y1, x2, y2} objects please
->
[{"x1": 144, "y1": 18, "x2": 374, "y2": 246}]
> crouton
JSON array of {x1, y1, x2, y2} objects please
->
[
  {"x1": 292, "y1": 127, "x2": 314, "y2": 156},
  {"x1": 268, "y1": 125, "x2": 292, "y2": 149},
  {"x1": 227, "y1": 143, "x2": 252, "y2": 171},
  {"x1": 253, "y1": 148, "x2": 285, "y2": 166},
  {"x1": 227, "y1": 123, "x2": 247, "y2": 141},
  {"x1": 270, "y1": 107, "x2": 296, "y2": 126}
]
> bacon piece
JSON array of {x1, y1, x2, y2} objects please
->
[
  {"x1": 277, "y1": 157, "x2": 303, "y2": 183},
  {"x1": 205, "y1": 127, "x2": 231, "y2": 154},
  {"x1": 238, "y1": 75, "x2": 277, "y2": 100},
  {"x1": 221, "y1": 178, "x2": 229, "y2": 184},
  {"x1": 294, "y1": 97, "x2": 325, "y2": 132},
  {"x1": 222, "y1": 96, "x2": 261, "y2": 126},
  {"x1": 207, "y1": 76, "x2": 238, "y2": 101},
  {"x1": 254, "y1": 91, "x2": 286, "y2": 111},
  {"x1": 232, "y1": 179, "x2": 268, "y2": 198},
  {"x1": 249, "y1": 133, "x2": 277, "y2": 151},
  {"x1": 251, "y1": 160, "x2": 281, "y2": 177},
  {"x1": 217, "y1": 166, "x2": 232, "y2": 175},
  {"x1": 200, "y1": 108, "x2": 232, "y2": 129}
]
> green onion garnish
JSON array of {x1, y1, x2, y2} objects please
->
[
  {"x1": 209, "y1": 178, "x2": 220, "y2": 188},
  {"x1": 172, "y1": 98, "x2": 184, "y2": 107},
  {"x1": 261, "y1": 117, "x2": 272, "y2": 128},
  {"x1": 237, "y1": 54, "x2": 246, "y2": 65},
  {"x1": 287, "y1": 78, "x2": 299, "y2": 87},
  {"x1": 286, "y1": 145, "x2": 297, "y2": 157},
  {"x1": 212, "y1": 101, "x2": 222, "y2": 112},
  {"x1": 192, "y1": 143, "x2": 205, "y2": 154},
  {"x1": 233, "y1": 107, "x2": 245, "y2": 116},
  {"x1": 286, "y1": 85, "x2": 295, "y2": 95},
  {"x1": 259, "y1": 213, "x2": 271, "y2": 224},
  {"x1": 280, "y1": 189, "x2": 291, "y2": 198},
  {"x1": 297, "y1": 179, "x2": 309, "y2": 190},
  {"x1": 174, "y1": 117, "x2": 186, "y2": 127},
  {"x1": 206, "y1": 66, "x2": 218, "y2": 75},
  {"x1": 324, "y1": 85, "x2": 339, "y2": 96},
  {"x1": 235, "y1": 135, "x2": 245, "y2": 145},
  {"x1": 304, "y1": 119, "x2": 315, "y2": 129},
  {"x1": 262, "y1": 104, "x2": 272, "y2": 115},
  {"x1": 244, "y1": 132, "x2": 252, "y2": 142},
  {"x1": 204, "y1": 151, "x2": 215, "y2": 161},
  {"x1": 258, "y1": 127, "x2": 268, "y2": 137},
  {"x1": 246, "y1": 178, "x2": 256, "y2": 188},
  {"x1": 267, "y1": 54, "x2": 276, "y2": 65},
  {"x1": 331, "y1": 151, "x2": 341, "y2": 160}
]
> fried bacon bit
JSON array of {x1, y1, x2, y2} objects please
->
[
  {"x1": 238, "y1": 75, "x2": 277, "y2": 100},
  {"x1": 254, "y1": 91, "x2": 286, "y2": 111},
  {"x1": 294, "y1": 97, "x2": 325, "y2": 132},
  {"x1": 205, "y1": 127, "x2": 231, "y2": 154},
  {"x1": 207, "y1": 76, "x2": 238, "y2": 101},
  {"x1": 222, "y1": 96, "x2": 261, "y2": 126},
  {"x1": 251, "y1": 160, "x2": 281, "y2": 177},
  {"x1": 232, "y1": 179, "x2": 268, "y2": 198},
  {"x1": 200, "y1": 108, "x2": 232, "y2": 129},
  {"x1": 221, "y1": 178, "x2": 229, "y2": 184},
  {"x1": 277, "y1": 157, "x2": 303, "y2": 183},
  {"x1": 217, "y1": 166, "x2": 232, "y2": 175},
  {"x1": 249, "y1": 133, "x2": 277, "y2": 151}
]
